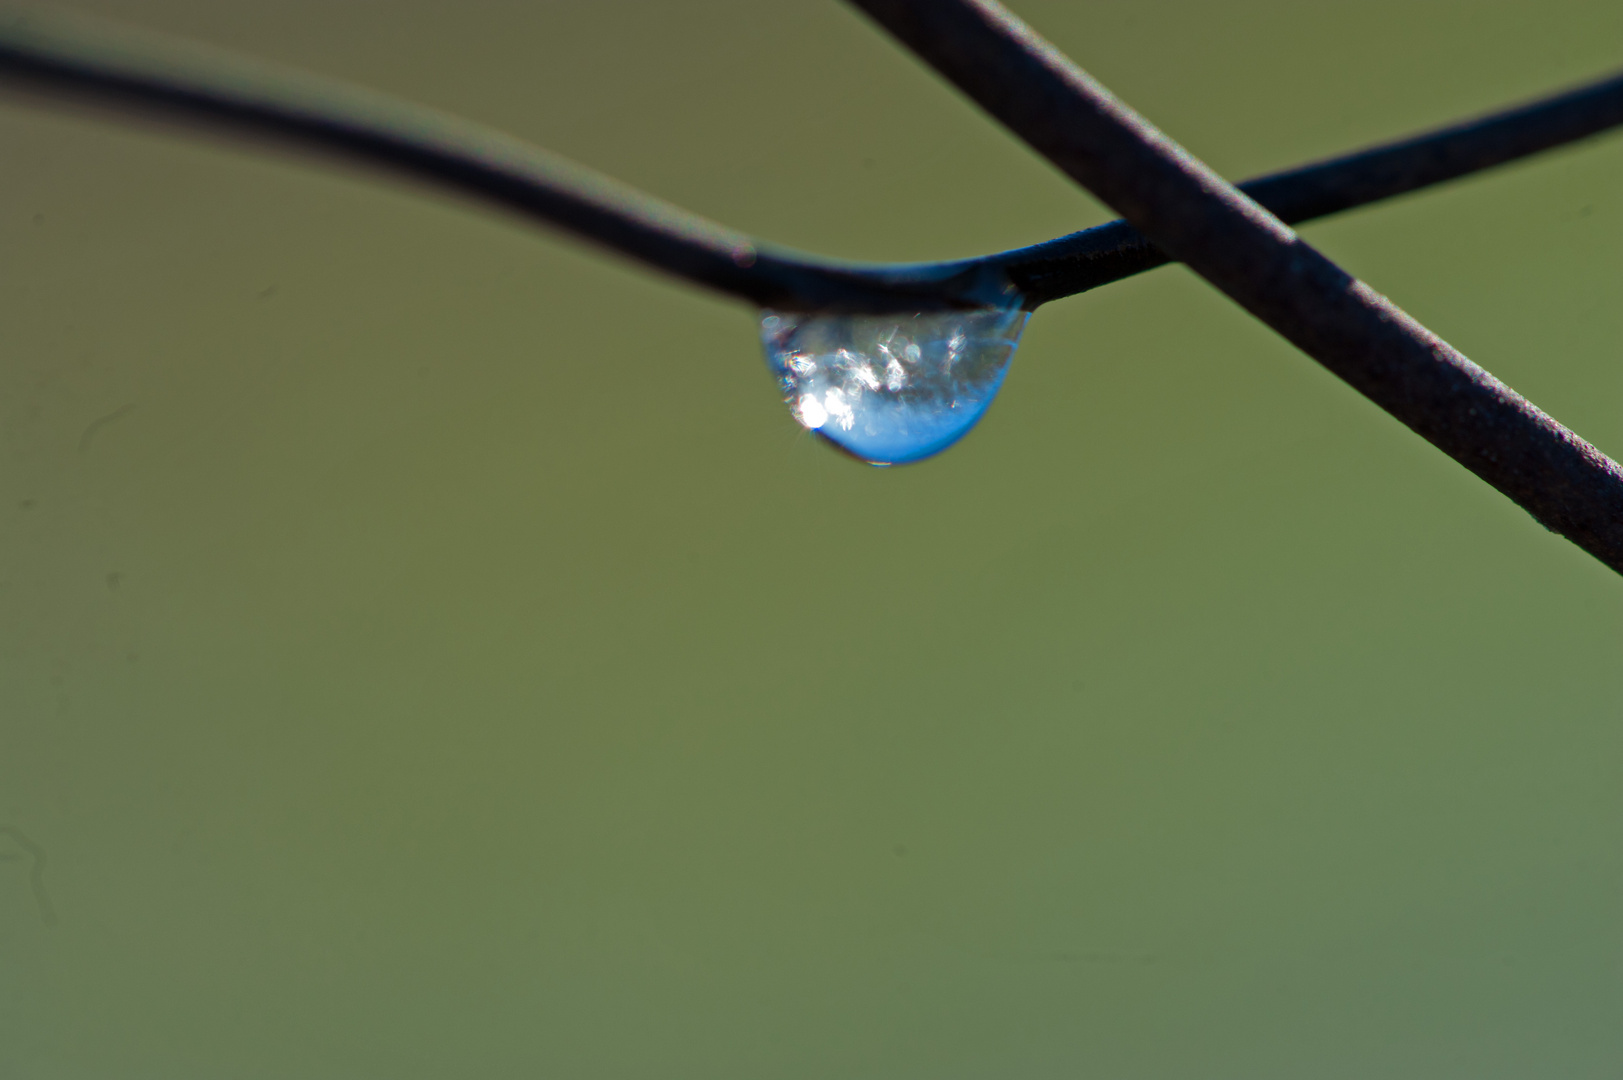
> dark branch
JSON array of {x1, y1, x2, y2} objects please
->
[
  {"x1": 1003, "y1": 68, "x2": 1623, "y2": 305},
  {"x1": 848, "y1": 0, "x2": 1623, "y2": 577},
  {"x1": 3, "y1": 6, "x2": 1622, "y2": 312}
]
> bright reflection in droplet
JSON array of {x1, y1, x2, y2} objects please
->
[{"x1": 760, "y1": 307, "x2": 1030, "y2": 465}]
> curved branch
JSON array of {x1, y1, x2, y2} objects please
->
[
  {"x1": 3, "y1": 5, "x2": 1622, "y2": 312},
  {"x1": 849, "y1": 0, "x2": 1623, "y2": 577},
  {"x1": 1005, "y1": 68, "x2": 1623, "y2": 305}
]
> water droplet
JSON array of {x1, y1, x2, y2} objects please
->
[{"x1": 760, "y1": 306, "x2": 1030, "y2": 465}]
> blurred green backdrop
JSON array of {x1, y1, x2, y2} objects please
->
[{"x1": 2, "y1": 2, "x2": 1621, "y2": 1077}]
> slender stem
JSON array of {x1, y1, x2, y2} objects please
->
[
  {"x1": 0, "y1": 824, "x2": 56, "y2": 927},
  {"x1": 3, "y1": 5, "x2": 1622, "y2": 312},
  {"x1": 1006, "y1": 69, "x2": 1623, "y2": 306},
  {"x1": 848, "y1": 0, "x2": 1623, "y2": 576}
]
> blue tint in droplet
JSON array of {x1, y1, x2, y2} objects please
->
[{"x1": 759, "y1": 307, "x2": 1030, "y2": 465}]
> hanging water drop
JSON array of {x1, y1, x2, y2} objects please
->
[{"x1": 759, "y1": 306, "x2": 1030, "y2": 465}]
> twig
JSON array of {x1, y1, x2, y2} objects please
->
[
  {"x1": 0, "y1": 824, "x2": 57, "y2": 927},
  {"x1": 3, "y1": 5, "x2": 1622, "y2": 312},
  {"x1": 1008, "y1": 69, "x2": 1623, "y2": 305},
  {"x1": 848, "y1": 0, "x2": 1623, "y2": 576}
]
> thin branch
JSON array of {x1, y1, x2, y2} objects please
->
[
  {"x1": 1006, "y1": 69, "x2": 1623, "y2": 306},
  {"x1": 0, "y1": 824, "x2": 56, "y2": 927},
  {"x1": 848, "y1": 0, "x2": 1623, "y2": 576},
  {"x1": 3, "y1": 5, "x2": 1622, "y2": 312}
]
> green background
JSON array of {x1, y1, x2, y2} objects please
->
[{"x1": 3, "y1": 2, "x2": 1621, "y2": 1076}]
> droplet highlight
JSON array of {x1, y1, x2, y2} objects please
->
[{"x1": 760, "y1": 306, "x2": 1030, "y2": 465}]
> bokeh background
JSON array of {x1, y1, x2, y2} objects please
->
[{"x1": 2, "y1": 2, "x2": 1621, "y2": 1076}]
